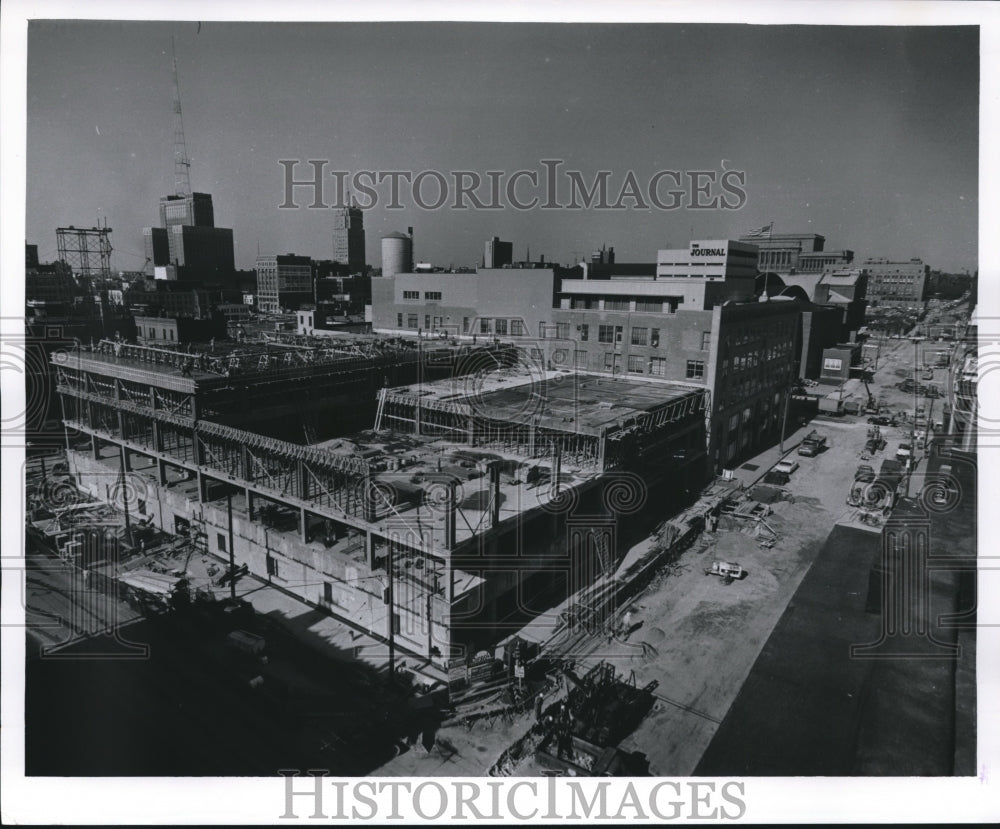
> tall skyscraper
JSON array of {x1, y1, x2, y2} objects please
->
[{"x1": 332, "y1": 206, "x2": 366, "y2": 272}]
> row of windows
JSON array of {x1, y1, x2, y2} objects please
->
[
  {"x1": 396, "y1": 314, "x2": 524, "y2": 335},
  {"x1": 589, "y1": 353, "x2": 688, "y2": 377},
  {"x1": 401, "y1": 290, "x2": 443, "y2": 301},
  {"x1": 145, "y1": 326, "x2": 175, "y2": 341},
  {"x1": 568, "y1": 297, "x2": 683, "y2": 313},
  {"x1": 720, "y1": 339, "x2": 793, "y2": 376},
  {"x1": 722, "y1": 322, "x2": 796, "y2": 352},
  {"x1": 718, "y1": 368, "x2": 792, "y2": 409}
]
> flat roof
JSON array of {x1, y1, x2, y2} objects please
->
[{"x1": 381, "y1": 369, "x2": 703, "y2": 434}]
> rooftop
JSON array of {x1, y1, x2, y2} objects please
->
[{"x1": 379, "y1": 369, "x2": 701, "y2": 435}]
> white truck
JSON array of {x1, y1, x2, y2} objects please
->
[{"x1": 704, "y1": 561, "x2": 746, "y2": 585}]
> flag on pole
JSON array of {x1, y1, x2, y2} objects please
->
[{"x1": 745, "y1": 222, "x2": 774, "y2": 238}]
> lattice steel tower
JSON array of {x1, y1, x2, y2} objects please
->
[
  {"x1": 55, "y1": 222, "x2": 113, "y2": 280},
  {"x1": 171, "y1": 36, "x2": 192, "y2": 197}
]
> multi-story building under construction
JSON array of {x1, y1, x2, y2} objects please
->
[{"x1": 52, "y1": 334, "x2": 707, "y2": 689}]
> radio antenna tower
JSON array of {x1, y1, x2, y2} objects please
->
[{"x1": 171, "y1": 37, "x2": 192, "y2": 197}]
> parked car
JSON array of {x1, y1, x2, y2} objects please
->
[
  {"x1": 922, "y1": 367, "x2": 935, "y2": 380},
  {"x1": 855, "y1": 464, "x2": 876, "y2": 482},
  {"x1": 898, "y1": 379, "x2": 917, "y2": 392},
  {"x1": 774, "y1": 459, "x2": 799, "y2": 475},
  {"x1": 868, "y1": 415, "x2": 897, "y2": 426},
  {"x1": 895, "y1": 443, "x2": 913, "y2": 461},
  {"x1": 925, "y1": 385, "x2": 941, "y2": 399},
  {"x1": 763, "y1": 470, "x2": 790, "y2": 486}
]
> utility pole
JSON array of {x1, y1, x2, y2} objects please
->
[
  {"x1": 387, "y1": 540, "x2": 395, "y2": 685},
  {"x1": 779, "y1": 385, "x2": 791, "y2": 454},
  {"x1": 117, "y1": 452, "x2": 131, "y2": 542},
  {"x1": 226, "y1": 491, "x2": 236, "y2": 601}
]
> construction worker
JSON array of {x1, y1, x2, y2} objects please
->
[{"x1": 621, "y1": 609, "x2": 633, "y2": 640}]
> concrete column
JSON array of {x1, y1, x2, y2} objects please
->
[
  {"x1": 444, "y1": 480, "x2": 457, "y2": 550},
  {"x1": 298, "y1": 459, "x2": 308, "y2": 501},
  {"x1": 245, "y1": 488, "x2": 254, "y2": 520},
  {"x1": 490, "y1": 462, "x2": 501, "y2": 528},
  {"x1": 157, "y1": 458, "x2": 167, "y2": 486},
  {"x1": 300, "y1": 507, "x2": 308, "y2": 544},
  {"x1": 151, "y1": 420, "x2": 162, "y2": 452},
  {"x1": 196, "y1": 471, "x2": 206, "y2": 503},
  {"x1": 91, "y1": 433, "x2": 100, "y2": 460},
  {"x1": 120, "y1": 445, "x2": 132, "y2": 472},
  {"x1": 366, "y1": 531, "x2": 376, "y2": 569}
]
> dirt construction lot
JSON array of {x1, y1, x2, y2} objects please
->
[{"x1": 598, "y1": 417, "x2": 878, "y2": 774}]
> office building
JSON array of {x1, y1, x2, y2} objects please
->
[
  {"x1": 738, "y1": 232, "x2": 853, "y2": 274},
  {"x1": 862, "y1": 258, "x2": 929, "y2": 308},
  {"x1": 332, "y1": 205, "x2": 366, "y2": 272},
  {"x1": 255, "y1": 253, "x2": 314, "y2": 314},
  {"x1": 143, "y1": 192, "x2": 236, "y2": 283},
  {"x1": 484, "y1": 236, "x2": 513, "y2": 269},
  {"x1": 371, "y1": 266, "x2": 559, "y2": 339},
  {"x1": 553, "y1": 239, "x2": 801, "y2": 473}
]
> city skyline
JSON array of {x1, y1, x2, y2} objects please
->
[{"x1": 26, "y1": 22, "x2": 978, "y2": 273}]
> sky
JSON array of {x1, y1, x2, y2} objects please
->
[{"x1": 25, "y1": 21, "x2": 979, "y2": 273}]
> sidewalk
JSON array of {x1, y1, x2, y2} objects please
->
[{"x1": 727, "y1": 423, "x2": 816, "y2": 490}]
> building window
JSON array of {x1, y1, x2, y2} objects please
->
[
  {"x1": 635, "y1": 300, "x2": 662, "y2": 313},
  {"x1": 598, "y1": 324, "x2": 615, "y2": 344},
  {"x1": 511, "y1": 319, "x2": 524, "y2": 336},
  {"x1": 217, "y1": 533, "x2": 227, "y2": 552},
  {"x1": 702, "y1": 331, "x2": 712, "y2": 350},
  {"x1": 649, "y1": 357, "x2": 666, "y2": 376},
  {"x1": 686, "y1": 360, "x2": 705, "y2": 379},
  {"x1": 631, "y1": 327, "x2": 648, "y2": 346},
  {"x1": 425, "y1": 291, "x2": 442, "y2": 301},
  {"x1": 480, "y1": 318, "x2": 490, "y2": 334},
  {"x1": 580, "y1": 324, "x2": 589, "y2": 342},
  {"x1": 463, "y1": 317, "x2": 470, "y2": 333},
  {"x1": 651, "y1": 328, "x2": 660, "y2": 348},
  {"x1": 574, "y1": 349, "x2": 587, "y2": 367},
  {"x1": 266, "y1": 555, "x2": 279, "y2": 578},
  {"x1": 424, "y1": 315, "x2": 430, "y2": 329},
  {"x1": 407, "y1": 314, "x2": 418, "y2": 328},
  {"x1": 627, "y1": 355, "x2": 644, "y2": 373},
  {"x1": 605, "y1": 299, "x2": 629, "y2": 311},
  {"x1": 402, "y1": 290, "x2": 419, "y2": 300},
  {"x1": 397, "y1": 313, "x2": 403, "y2": 327},
  {"x1": 324, "y1": 582, "x2": 334, "y2": 605},
  {"x1": 555, "y1": 322, "x2": 570, "y2": 339},
  {"x1": 495, "y1": 318, "x2": 508, "y2": 335},
  {"x1": 604, "y1": 352, "x2": 615, "y2": 370}
]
